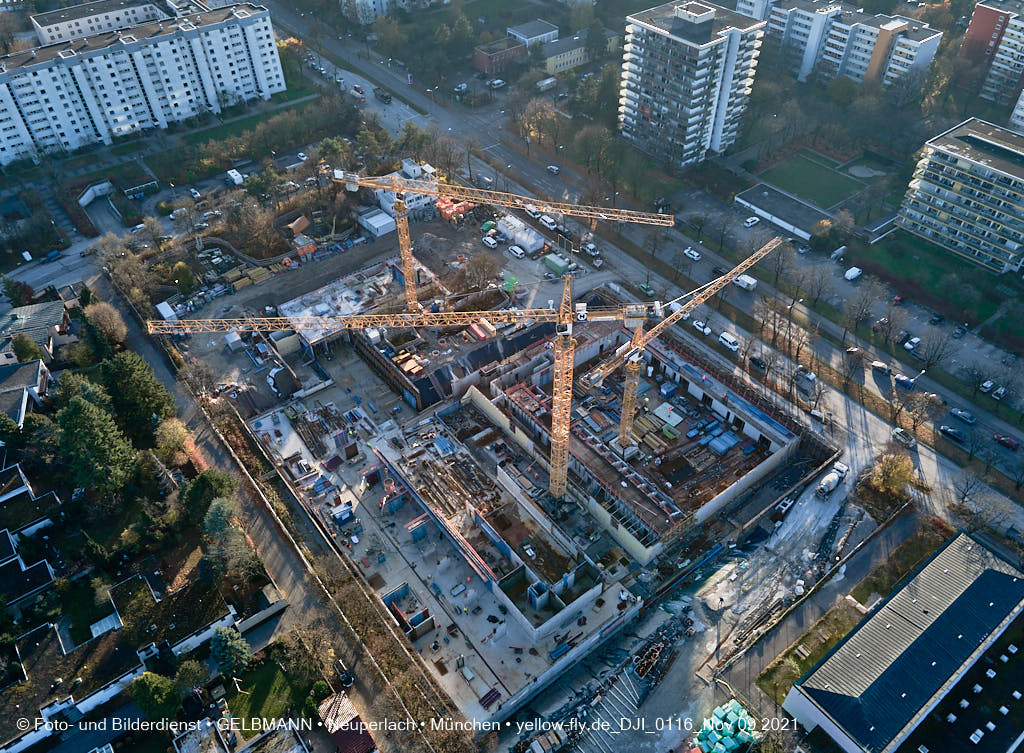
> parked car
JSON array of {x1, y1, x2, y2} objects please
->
[
  {"x1": 583, "y1": 242, "x2": 599, "y2": 256},
  {"x1": 893, "y1": 373, "x2": 916, "y2": 390},
  {"x1": 488, "y1": 79, "x2": 506, "y2": 89},
  {"x1": 980, "y1": 379, "x2": 995, "y2": 393},
  {"x1": 950, "y1": 407, "x2": 976, "y2": 424},
  {"x1": 993, "y1": 386, "x2": 1007, "y2": 401},
  {"x1": 872, "y1": 317, "x2": 889, "y2": 333},
  {"x1": 953, "y1": 324, "x2": 968, "y2": 338},
  {"x1": 749, "y1": 355, "x2": 767, "y2": 371},
  {"x1": 928, "y1": 313, "x2": 945, "y2": 325},
  {"x1": 297, "y1": 152, "x2": 307, "y2": 161},
  {"x1": 903, "y1": 336, "x2": 921, "y2": 351},
  {"x1": 891, "y1": 427, "x2": 916, "y2": 448},
  {"x1": 692, "y1": 320, "x2": 712, "y2": 336},
  {"x1": 683, "y1": 247, "x2": 701, "y2": 261},
  {"x1": 995, "y1": 433, "x2": 1020, "y2": 451},
  {"x1": 871, "y1": 360, "x2": 891, "y2": 374},
  {"x1": 939, "y1": 425, "x2": 966, "y2": 443},
  {"x1": 493, "y1": 231, "x2": 508, "y2": 243},
  {"x1": 742, "y1": 216, "x2": 760, "y2": 228},
  {"x1": 189, "y1": 188, "x2": 202, "y2": 199},
  {"x1": 336, "y1": 660, "x2": 354, "y2": 689},
  {"x1": 891, "y1": 294, "x2": 905, "y2": 305},
  {"x1": 546, "y1": 165, "x2": 560, "y2": 174},
  {"x1": 482, "y1": 235, "x2": 498, "y2": 248},
  {"x1": 508, "y1": 245, "x2": 525, "y2": 258},
  {"x1": 353, "y1": 84, "x2": 365, "y2": 95},
  {"x1": 638, "y1": 282, "x2": 655, "y2": 298}
]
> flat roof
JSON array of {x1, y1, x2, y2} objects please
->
[
  {"x1": 627, "y1": 0, "x2": 764, "y2": 44},
  {"x1": 735, "y1": 183, "x2": 832, "y2": 229},
  {"x1": 794, "y1": 533, "x2": 1024, "y2": 753},
  {"x1": 541, "y1": 27, "x2": 617, "y2": 57},
  {"x1": 927, "y1": 118, "x2": 1024, "y2": 182},
  {"x1": 476, "y1": 36, "x2": 525, "y2": 54},
  {"x1": 0, "y1": 4, "x2": 267, "y2": 71},
  {"x1": 32, "y1": 0, "x2": 164, "y2": 26},
  {"x1": 507, "y1": 18, "x2": 558, "y2": 38}
]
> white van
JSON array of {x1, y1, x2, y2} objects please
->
[
  {"x1": 539, "y1": 215, "x2": 558, "y2": 231},
  {"x1": 524, "y1": 205, "x2": 541, "y2": 219},
  {"x1": 718, "y1": 332, "x2": 740, "y2": 352}
]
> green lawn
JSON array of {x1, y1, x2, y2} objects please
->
[
  {"x1": 111, "y1": 141, "x2": 146, "y2": 156},
  {"x1": 757, "y1": 604, "x2": 860, "y2": 706},
  {"x1": 465, "y1": 0, "x2": 534, "y2": 17},
  {"x1": 849, "y1": 521, "x2": 952, "y2": 604},
  {"x1": 182, "y1": 100, "x2": 316, "y2": 145},
  {"x1": 799, "y1": 147, "x2": 841, "y2": 168},
  {"x1": 759, "y1": 153, "x2": 863, "y2": 208},
  {"x1": 851, "y1": 230, "x2": 1007, "y2": 324},
  {"x1": 226, "y1": 661, "x2": 309, "y2": 739}
]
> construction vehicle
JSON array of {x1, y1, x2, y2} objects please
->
[
  {"x1": 147, "y1": 168, "x2": 779, "y2": 499},
  {"x1": 815, "y1": 462, "x2": 850, "y2": 497}
]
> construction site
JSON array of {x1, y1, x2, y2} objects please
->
[{"x1": 151, "y1": 168, "x2": 842, "y2": 737}]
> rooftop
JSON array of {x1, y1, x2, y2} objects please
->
[
  {"x1": 475, "y1": 36, "x2": 526, "y2": 54},
  {"x1": 0, "y1": 575, "x2": 231, "y2": 746},
  {"x1": 735, "y1": 183, "x2": 831, "y2": 232},
  {"x1": 927, "y1": 118, "x2": 1024, "y2": 182},
  {"x1": 238, "y1": 727, "x2": 308, "y2": 753},
  {"x1": 319, "y1": 694, "x2": 376, "y2": 753},
  {"x1": 0, "y1": 360, "x2": 45, "y2": 394},
  {"x1": 31, "y1": 0, "x2": 166, "y2": 26},
  {"x1": 172, "y1": 719, "x2": 231, "y2": 753},
  {"x1": 0, "y1": 301, "x2": 64, "y2": 350},
  {"x1": 507, "y1": 18, "x2": 558, "y2": 39},
  {"x1": 0, "y1": 4, "x2": 267, "y2": 72},
  {"x1": 627, "y1": 0, "x2": 764, "y2": 45},
  {"x1": 0, "y1": 556, "x2": 52, "y2": 605},
  {"x1": 793, "y1": 532, "x2": 1024, "y2": 753},
  {"x1": 541, "y1": 26, "x2": 618, "y2": 57},
  {"x1": 0, "y1": 487, "x2": 60, "y2": 535}
]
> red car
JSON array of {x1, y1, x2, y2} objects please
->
[
  {"x1": 994, "y1": 434, "x2": 1020, "y2": 451},
  {"x1": 891, "y1": 295, "x2": 905, "y2": 305},
  {"x1": 872, "y1": 317, "x2": 889, "y2": 333}
]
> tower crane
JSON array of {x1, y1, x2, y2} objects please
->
[
  {"x1": 147, "y1": 167, "x2": 776, "y2": 500},
  {"x1": 328, "y1": 169, "x2": 673, "y2": 312},
  {"x1": 580, "y1": 236, "x2": 783, "y2": 448}
]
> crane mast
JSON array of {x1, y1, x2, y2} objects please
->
[
  {"x1": 152, "y1": 165, "x2": 772, "y2": 500},
  {"x1": 584, "y1": 236, "x2": 783, "y2": 447}
]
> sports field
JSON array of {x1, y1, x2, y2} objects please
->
[{"x1": 760, "y1": 153, "x2": 863, "y2": 208}]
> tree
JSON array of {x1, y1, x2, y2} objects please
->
[
  {"x1": 584, "y1": 20, "x2": 606, "y2": 64},
  {"x1": 154, "y1": 418, "x2": 189, "y2": 466},
  {"x1": 0, "y1": 12, "x2": 17, "y2": 55},
  {"x1": 130, "y1": 672, "x2": 181, "y2": 721},
  {"x1": 84, "y1": 302, "x2": 127, "y2": 345},
  {"x1": 463, "y1": 253, "x2": 501, "y2": 291},
  {"x1": 2, "y1": 276, "x2": 34, "y2": 307},
  {"x1": 181, "y1": 469, "x2": 238, "y2": 524},
  {"x1": 0, "y1": 414, "x2": 21, "y2": 451},
  {"x1": 11, "y1": 334, "x2": 41, "y2": 363},
  {"x1": 102, "y1": 352, "x2": 176, "y2": 443},
  {"x1": 203, "y1": 498, "x2": 237, "y2": 539},
  {"x1": 916, "y1": 329, "x2": 953, "y2": 370},
  {"x1": 953, "y1": 470, "x2": 984, "y2": 505},
  {"x1": 840, "y1": 277, "x2": 883, "y2": 342},
  {"x1": 871, "y1": 448, "x2": 914, "y2": 493},
  {"x1": 803, "y1": 266, "x2": 833, "y2": 307},
  {"x1": 211, "y1": 627, "x2": 251, "y2": 677},
  {"x1": 765, "y1": 241, "x2": 795, "y2": 286},
  {"x1": 826, "y1": 75, "x2": 857, "y2": 106},
  {"x1": 57, "y1": 397, "x2": 136, "y2": 495},
  {"x1": 56, "y1": 372, "x2": 112, "y2": 412},
  {"x1": 173, "y1": 660, "x2": 208, "y2": 694},
  {"x1": 140, "y1": 216, "x2": 165, "y2": 250}
]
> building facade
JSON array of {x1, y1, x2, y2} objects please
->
[
  {"x1": 31, "y1": 0, "x2": 170, "y2": 44},
  {"x1": 761, "y1": 0, "x2": 940, "y2": 84},
  {"x1": 0, "y1": 3, "x2": 284, "y2": 164},
  {"x1": 541, "y1": 27, "x2": 620, "y2": 74},
  {"x1": 619, "y1": 1, "x2": 765, "y2": 168},
  {"x1": 960, "y1": 0, "x2": 1024, "y2": 106},
  {"x1": 898, "y1": 118, "x2": 1024, "y2": 274},
  {"x1": 472, "y1": 37, "x2": 526, "y2": 74}
]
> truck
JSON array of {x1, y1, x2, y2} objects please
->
[
  {"x1": 844, "y1": 266, "x2": 862, "y2": 281},
  {"x1": 815, "y1": 461, "x2": 850, "y2": 497},
  {"x1": 544, "y1": 254, "x2": 569, "y2": 275},
  {"x1": 225, "y1": 169, "x2": 244, "y2": 186},
  {"x1": 536, "y1": 76, "x2": 557, "y2": 92},
  {"x1": 732, "y1": 274, "x2": 757, "y2": 291},
  {"x1": 373, "y1": 87, "x2": 392, "y2": 104}
]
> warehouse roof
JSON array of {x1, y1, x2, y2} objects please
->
[{"x1": 794, "y1": 532, "x2": 1024, "y2": 753}]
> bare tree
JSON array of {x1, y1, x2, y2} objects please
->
[
  {"x1": 764, "y1": 238, "x2": 795, "y2": 287},
  {"x1": 841, "y1": 277, "x2": 883, "y2": 342},
  {"x1": 879, "y1": 304, "x2": 908, "y2": 347},
  {"x1": 962, "y1": 365, "x2": 989, "y2": 398},
  {"x1": 1012, "y1": 462, "x2": 1024, "y2": 491},
  {"x1": 904, "y1": 393, "x2": 931, "y2": 435},
  {"x1": 953, "y1": 470, "x2": 985, "y2": 505},
  {"x1": 841, "y1": 347, "x2": 863, "y2": 387},
  {"x1": 965, "y1": 429, "x2": 986, "y2": 462},
  {"x1": 916, "y1": 329, "x2": 954, "y2": 371},
  {"x1": 803, "y1": 265, "x2": 834, "y2": 307}
]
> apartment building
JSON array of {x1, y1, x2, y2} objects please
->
[
  {"x1": 1011, "y1": 88, "x2": 1024, "y2": 130},
  {"x1": 619, "y1": 1, "x2": 766, "y2": 167},
  {"x1": 898, "y1": 118, "x2": 1024, "y2": 274},
  {"x1": 0, "y1": 3, "x2": 285, "y2": 165},
  {"x1": 541, "y1": 26, "x2": 620, "y2": 74},
  {"x1": 31, "y1": 0, "x2": 171, "y2": 44},
  {"x1": 960, "y1": 0, "x2": 1024, "y2": 106},
  {"x1": 762, "y1": 0, "x2": 940, "y2": 84}
]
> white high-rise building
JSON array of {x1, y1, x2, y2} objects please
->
[
  {"x1": 619, "y1": 1, "x2": 765, "y2": 168},
  {"x1": 763, "y1": 0, "x2": 941, "y2": 85},
  {"x1": 0, "y1": 3, "x2": 285, "y2": 164},
  {"x1": 31, "y1": 0, "x2": 171, "y2": 45}
]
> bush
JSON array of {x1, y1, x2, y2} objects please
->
[
  {"x1": 54, "y1": 185, "x2": 99, "y2": 237},
  {"x1": 155, "y1": 201, "x2": 173, "y2": 216}
]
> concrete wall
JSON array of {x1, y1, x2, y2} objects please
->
[
  {"x1": 77, "y1": 181, "x2": 114, "y2": 207},
  {"x1": 171, "y1": 611, "x2": 236, "y2": 655},
  {"x1": 235, "y1": 595, "x2": 288, "y2": 633},
  {"x1": 695, "y1": 438, "x2": 795, "y2": 524},
  {"x1": 733, "y1": 195, "x2": 812, "y2": 240},
  {"x1": 495, "y1": 465, "x2": 576, "y2": 555},
  {"x1": 782, "y1": 687, "x2": 862, "y2": 753},
  {"x1": 584, "y1": 493, "x2": 660, "y2": 565},
  {"x1": 465, "y1": 387, "x2": 545, "y2": 464}
]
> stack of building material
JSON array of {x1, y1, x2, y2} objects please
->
[
  {"x1": 247, "y1": 267, "x2": 271, "y2": 285},
  {"x1": 692, "y1": 700, "x2": 757, "y2": 752}
]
